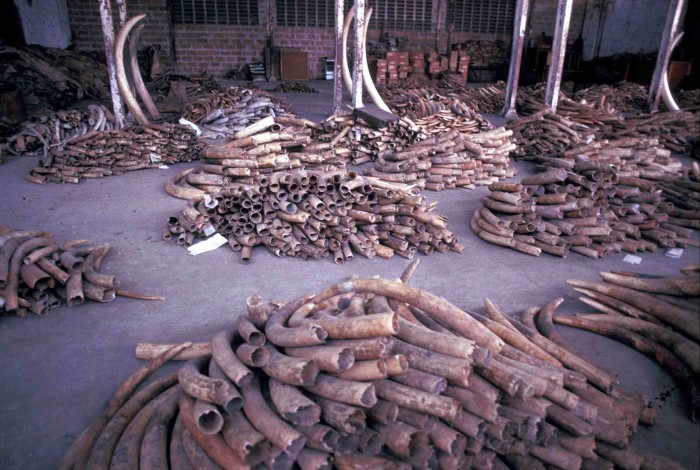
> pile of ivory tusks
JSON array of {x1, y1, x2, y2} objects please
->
[
  {"x1": 183, "y1": 87, "x2": 290, "y2": 140},
  {"x1": 379, "y1": 82, "x2": 509, "y2": 118},
  {"x1": 60, "y1": 260, "x2": 686, "y2": 469},
  {"x1": 272, "y1": 82, "x2": 319, "y2": 93},
  {"x1": 172, "y1": 115, "x2": 346, "y2": 193},
  {"x1": 363, "y1": 127, "x2": 516, "y2": 191},
  {"x1": 512, "y1": 97, "x2": 700, "y2": 157},
  {"x1": 165, "y1": 166, "x2": 463, "y2": 263},
  {"x1": 26, "y1": 123, "x2": 200, "y2": 184},
  {"x1": 572, "y1": 82, "x2": 650, "y2": 114},
  {"x1": 657, "y1": 161, "x2": 700, "y2": 213},
  {"x1": 0, "y1": 228, "x2": 162, "y2": 317},
  {"x1": 556, "y1": 266, "x2": 700, "y2": 421},
  {"x1": 471, "y1": 139, "x2": 699, "y2": 258},
  {"x1": 313, "y1": 114, "x2": 423, "y2": 166},
  {"x1": 507, "y1": 107, "x2": 597, "y2": 159},
  {"x1": 4, "y1": 105, "x2": 115, "y2": 156}
]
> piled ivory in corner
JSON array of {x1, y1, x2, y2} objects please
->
[
  {"x1": 59, "y1": 262, "x2": 687, "y2": 469},
  {"x1": 25, "y1": 123, "x2": 200, "y2": 184}
]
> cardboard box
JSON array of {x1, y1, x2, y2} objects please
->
[{"x1": 449, "y1": 51, "x2": 458, "y2": 71}]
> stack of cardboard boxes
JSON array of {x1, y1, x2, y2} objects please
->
[{"x1": 374, "y1": 50, "x2": 469, "y2": 85}]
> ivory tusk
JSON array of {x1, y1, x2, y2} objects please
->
[
  {"x1": 114, "y1": 14, "x2": 150, "y2": 125},
  {"x1": 128, "y1": 23, "x2": 160, "y2": 120}
]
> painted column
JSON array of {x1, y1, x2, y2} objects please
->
[
  {"x1": 98, "y1": 0, "x2": 125, "y2": 128},
  {"x1": 351, "y1": 0, "x2": 365, "y2": 109},
  {"x1": 501, "y1": 0, "x2": 530, "y2": 119},
  {"x1": 115, "y1": 0, "x2": 127, "y2": 27},
  {"x1": 648, "y1": 0, "x2": 686, "y2": 112},
  {"x1": 544, "y1": 0, "x2": 573, "y2": 112},
  {"x1": 333, "y1": 0, "x2": 345, "y2": 114}
]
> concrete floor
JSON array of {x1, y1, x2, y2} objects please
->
[{"x1": 0, "y1": 81, "x2": 698, "y2": 469}]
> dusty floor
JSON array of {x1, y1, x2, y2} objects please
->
[{"x1": 0, "y1": 81, "x2": 698, "y2": 469}]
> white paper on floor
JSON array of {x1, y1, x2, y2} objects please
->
[
  {"x1": 665, "y1": 248, "x2": 684, "y2": 259},
  {"x1": 187, "y1": 233, "x2": 227, "y2": 255},
  {"x1": 622, "y1": 254, "x2": 642, "y2": 265}
]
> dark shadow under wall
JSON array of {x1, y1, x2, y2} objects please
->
[{"x1": 0, "y1": 0, "x2": 25, "y2": 46}]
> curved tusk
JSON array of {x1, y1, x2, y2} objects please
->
[
  {"x1": 164, "y1": 167, "x2": 208, "y2": 201},
  {"x1": 129, "y1": 23, "x2": 161, "y2": 120},
  {"x1": 661, "y1": 32, "x2": 683, "y2": 112},
  {"x1": 115, "y1": 14, "x2": 150, "y2": 125},
  {"x1": 360, "y1": 7, "x2": 391, "y2": 112},
  {"x1": 341, "y1": 7, "x2": 391, "y2": 112}
]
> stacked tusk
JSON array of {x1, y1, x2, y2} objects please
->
[
  {"x1": 62, "y1": 262, "x2": 686, "y2": 469},
  {"x1": 0, "y1": 228, "x2": 161, "y2": 316}
]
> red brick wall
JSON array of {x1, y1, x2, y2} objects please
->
[
  {"x1": 174, "y1": 25, "x2": 267, "y2": 76},
  {"x1": 67, "y1": 0, "x2": 172, "y2": 59},
  {"x1": 274, "y1": 27, "x2": 335, "y2": 79}
]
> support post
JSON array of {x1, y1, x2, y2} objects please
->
[
  {"x1": 648, "y1": 0, "x2": 686, "y2": 113},
  {"x1": 500, "y1": 0, "x2": 530, "y2": 119},
  {"x1": 115, "y1": 0, "x2": 127, "y2": 27},
  {"x1": 544, "y1": 0, "x2": 573, "y2": 112},
  {"x1": 351, "y1": 0, "x2": 365, "y2": 109},
  {"x1": 98, "y1": 0, "x2": 125, "y2": 128},
  {"x1": 333, "y1": 0, "x2": 345, "y2": 114}
]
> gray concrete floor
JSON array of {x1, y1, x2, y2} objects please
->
[{"x1": 0, "y1": 81, "x2": 698, "y2": 469}]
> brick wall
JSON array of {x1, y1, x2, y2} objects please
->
[
  {"x1": 274, "y1": 27, "x2": 335, "y2": 79},
  {"x1": 175, "y1": 25, "x2": 267, "y2": 75},
  {"x1": 65, "y1": 0, "x2": 512, "y2": 79},
  {"x1": 67, "y1": 0, "x2": 172, "y2": 58}
]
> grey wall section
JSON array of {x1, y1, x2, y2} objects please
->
[
  {"x1": 581, "y1": 0, "x2": 669, "y2": 60},
  {"x1": 14, "y1": 0, "x2": 72, "y2": 48}
]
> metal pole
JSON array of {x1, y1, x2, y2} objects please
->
[
  {"x1": 351, "y1": 0, "x2": 365, "y2": 109},
  {"x1": 333, "y1": 0, "x2": 345, "y2": 114},
  {"x1": 500, "y1": 0, "x2": 530, "y2": 119},
  {"x1": 115, "y1": 0, "x2": 128, "y2": 27},
  {"x1": 544, "y1": 0, "x2": 573, "y2": 112},
  {"x1": 648, "y1": 0, "x2": 686, "y2": 113},
  {"x1": 98, "y1": 0, "x2": 125, "y2": 128}
]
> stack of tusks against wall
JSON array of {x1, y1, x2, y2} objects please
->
[
  {"x1": 25, "y1": 123, "x2": 200, "y2": 184},
  {"x1": 0, "y1": 228, "x2": 161, "y2": 317},
  {"x1": 510, "y1": 96, "x2": 699, "y2": 159},
  {"x1": 4, "y1": 105, "x2": 116, "y2": 156},
  {"x1": 471, "y1": 145, "x2": 700, "y2": 257},
  {"x1": 59, "y1": 260, "x2": 686, "y2": 470},
  {"x1": 14, "y1": 14, "x2": 201, "y2": 184}
]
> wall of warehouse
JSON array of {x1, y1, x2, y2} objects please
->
[
  {"x1": 61, "y1": 0, "x2": 670, "y2": 79},
  {"x1": 579, "y1": 0, "x2": 670, "y2": 60},
  {"x1": 13, "y1": 0, "x2": 72, "y2": 48},
  {"x1": 63, "y1": 0, "x2": 511, "y2": 79}
]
